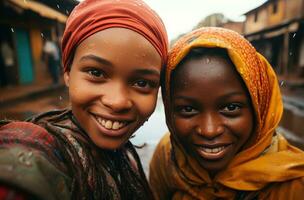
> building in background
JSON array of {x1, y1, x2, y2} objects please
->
[
  {"x1": 193, "y1": 13, "x2": 244, "y2": 34},
  {"x1": 0, "y1": 0, "x2": 78, "y2": 87},
  {"x1": 244, "y1": 0, "x2": 304, "y2": 81}
]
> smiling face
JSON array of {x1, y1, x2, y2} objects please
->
[
  {"x1": 170, "y1": 49, "x2": 254, "y2": 176},
  {"x1": 64, "y1": 28, "x2": 161, "y2": 150}
]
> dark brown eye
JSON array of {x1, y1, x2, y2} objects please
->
[
  {"x1": 224, "y1": 104, "x2": 241, "y2": 112},
  {"x1": 88, "y1": 69, "x2": 104, "y2": 78},
  {"x1": 181, "y1": 106, "x2": 194, "y2": 113},
  {"x1": 134, "y1": 80, "x2": 149, "y2": 88}
]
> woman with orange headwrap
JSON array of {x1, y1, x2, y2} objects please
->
[
  {"x1": 149, "y1": 27, "x2": 304, "y2": 199},
  {"x1": 0, "y1": 0, "x2": 168, "y2": 199}
]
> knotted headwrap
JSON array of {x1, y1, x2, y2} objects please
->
[{"x1": 61, "y1": 0, "x2": 168, "y2": 72}]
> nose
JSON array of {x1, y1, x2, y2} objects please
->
[
  {"x1": 196, "y1": 112, "x2": 224, "y2": 139},
  {"x1": 101, "y1": 82, "x2": 132, "y2": 113}
]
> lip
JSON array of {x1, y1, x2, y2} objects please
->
[
  {"x1": 91, "y1": 111, "x2": 133, "y2": 123},
  {"x1": 195, "y1": 143, "x2": 232, "y2": 160},
  {"x1": 90, "y1": 113, "x2": 133, "y2": 137}
]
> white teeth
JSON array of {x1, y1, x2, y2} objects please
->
[
  {"x1": 201, "y1": 146, "x2": 225, "y2": 154},
  {"x1": 112, "y1": 121, "x2": 120, "y2": 130},
  {"x1": 105, "y1": 120, "x2": 113, "y2": 129},
  {"x1": 95, "y1": 116, "x2": 126, "y2": 130}
]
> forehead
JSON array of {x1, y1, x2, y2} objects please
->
[
  {"x1": 73, "y1": 28, "x2": 161, "y2": 71},
  {"x1": 171, "y1": 54, "x2": 246, "y2": 92}
]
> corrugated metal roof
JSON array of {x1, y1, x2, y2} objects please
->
[{"x1": 8, "y1": 0, "x2": 67, "y2": 23}]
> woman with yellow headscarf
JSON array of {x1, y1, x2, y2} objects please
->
[{"x1": 149, "y1": 27, "x2": 304, "y2": 199}]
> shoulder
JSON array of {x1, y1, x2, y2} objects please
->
[
  {"x1": 151, "y1": 132, "x2": 172, "y2": 166},
  {"x1": 0, "y1": 121, "x2": 71, "y2": 199},
  {"x1": 149, "y1": 132, "x2": 173, "y2": 181},
  {"x1": 149, "y1": 133, "x2": 174, "y2": 200},
  {"x1": 261, "y1": 177, "x2": 304, "y2": 199},
  {"x1": 0, "y1": 121, "x2": 55, "y2": 146}
]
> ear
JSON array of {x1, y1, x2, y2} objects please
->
[{"x1": 63, "y1": 71, "x2": 70, "y2": 87}]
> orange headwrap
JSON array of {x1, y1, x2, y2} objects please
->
[
  {"x1": 61, "y1": 0, "x2": 168, "y2": 72},
  {"x1": 151, "y1": 27, "x2": 304, "y2": 199}
]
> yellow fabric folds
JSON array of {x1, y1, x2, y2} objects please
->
[{"x1": 150, "y1": 27, "x2": 304, "y2": 199}]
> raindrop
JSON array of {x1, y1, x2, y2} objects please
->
[
  {"x1": 293, "y1": 33, "x2": 296, "y2": 38},
  {"x1": 206, "y1": 58, "x2": 210, "y2": 64},
  {"x1": 280, "y1": 81, "x2": 284, "y2": 86},
  {"x1": 18, "y1": 152, "x2": 33, "y2": 167},
  {"x1": 40, "y1": 33, "x2": 44, "y2": 38},
  {"x1": 10, "y1": 28, "x2": 14, "y2": 32},
  {"x1": 25, "y1": 160, "x2": 32, "y2": 167},
  {"x1": 18, "y1": 152, "x2": 26, "y2": 163},
  {"x1": 57, "y1": 4, "x2": 60, "y2": 9}
]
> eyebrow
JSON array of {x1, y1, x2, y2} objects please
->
[
  {"x1": 174, "y1": 91, "x2": 246, "y2": 101},
  {"x1": 133, "y1": 68, "x2": 160, "y2": 77},
  {"x1": 79, "y1": 54, "x2": 112, "y2": 66},
  {"x1": 221, "y1": 91, "x2": 246, "y2": 99},
  {"x1": 80, "y1": 54, "x2": 160, "y2": 76}
]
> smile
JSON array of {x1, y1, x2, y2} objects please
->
[
  {"x1": 196, "y1": 144, "x2": 231, "y2": 160},
  {"x1": 91, "y1": 113, "x2": 132, "y2": 137},
  {"x1": 95, "y1": 116, "x2": 127, "y2": 130},
  {"x1": 201, "y1": 146, "x2": 226, "y2": 153}
]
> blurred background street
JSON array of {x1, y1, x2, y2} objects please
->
[{"x1": 1, "y1": 0, "x2": 304, "y2": 175}]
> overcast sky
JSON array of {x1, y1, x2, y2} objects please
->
[
  {"x1": 143, "y1": 0, "x2": 268, "y2": 40},
  {"x1": 78, "y1": 0, "x2": 267, "y2": 40}
]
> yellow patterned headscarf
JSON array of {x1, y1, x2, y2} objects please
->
[{"x1": 161, "y1": 27, "x2": 304, "y2": 197}]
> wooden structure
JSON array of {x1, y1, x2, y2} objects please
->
[{"x1": 244, "y1": 0, "x2": 304, "y2": 79}]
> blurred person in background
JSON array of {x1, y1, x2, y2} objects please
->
[
  {"x1": 0, "y1": 38, "x2": 15, "y2": 87},
  {"x1": 42, "y1": 35, "x2": 60, "y2": 85}
]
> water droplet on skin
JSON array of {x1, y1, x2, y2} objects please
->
[{"x1": 10, "y1": 28, "x2": 14, "y2": 32}]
